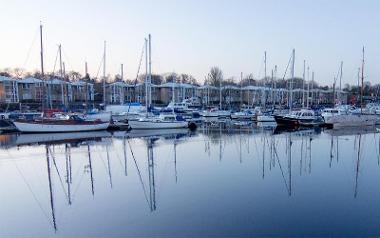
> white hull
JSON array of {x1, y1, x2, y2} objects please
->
[
  {"x1": 85, "y1": 112, "x2": 111, "y2": 122},
  {"x1": 13, "y1": 121, "x2": 110, "y2": 133},
  {"x1": 15, "y1": 131, "x2": 111, "y2": 145},
  {"x1": 256, "y1": 115, "x2": 275, "y2": 122},
  {"x1": 325, "y1": 114, "x2": 380, "y2": 128},
  {"x1": 201, "y1": 110, "x2": 231, "y2": 118},
  {"x1": 129, "y1": 120, "x2": 188, "y2": 130}
]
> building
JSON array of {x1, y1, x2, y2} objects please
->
[
  {"x1": 0, "y1": 76, "x2": 18, "y2": 103},
  {"x1": 17, "y1": 77, "x2": 43, "y2": 103},
  {"x1": 71, "y1": 80, "x2": 94, "y2": 103}
]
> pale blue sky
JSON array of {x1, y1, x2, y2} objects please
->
[{"x1": 1, "y1": 0, "x2": 379, "y2": 86}]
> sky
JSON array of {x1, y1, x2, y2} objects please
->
[{"x1": 1, "y1": 0, "x2": 380, "y2": 86}]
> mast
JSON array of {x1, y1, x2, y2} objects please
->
[
  {"x1": 307, "y1": 66, "x2": 310, "y2": 108},
  {"x1": 147, "y1": 139, "x2": 156, "y2": 211},
  {"x1": 145, "y1": 38, "x2": 148, "y2": 115},
  {"x1": 45, "y1": 145, "x2": 57, "y2": 231},
  {"x1": 240, "y1": 72, "x2": 243, "y2": 106},
  {"x1": 106, "y1": 145, "x2": 113, "y2": 188},
  {"x1": 120, "y1": 63, "x2": 124, "y2": 105},
  {"x1": 148, "y1": 34, "x2": 152, "y2": 108},
  {"x1": 65, "y1": 144, "x2": 72, "y2": 205},
  {"x1": 274, "y1": 65, "x2": 277, "y2": 107},
  {"x1": 219, "y1": 71, "x2": 222, "y2": 110},
  {"x1": 85, "y1": 62, "x2": 88, "y2": 111},
  {"x1": 87, "y1": 144, "x2": 94, "y2": 196},
  {"x1": 271, "y1": 69, "x2": 274, "y2": 108},
  {"x1": 302, "y1": 60, "x2": 305, "y2": 108},
  {"x1": 361, "y1": 47, "x2": 365, "y2": 114},
  {"x1": 338, "y1": 61, "x2": 343, "y2": 104},
  {"x1": 289, "y1": 49, "x2": 295, "y2": 111},
  {"x1": 103, "y1": 40, "x2": 106, "y2": 106},
  {"x1": 59, "y1": 45, "x2": 65, "y2": 106},
  {"x1": 311, "y1": 72, "x2": 314, "y2": 106},
  {"x1": 263, "y1": 51, "x2": 267, "y2": 109},
  {"x1": 121, "y1": 63, "x2": 124, "y2": 80},
  {"x1": 40, "y1": 23, "x2": 45, "y2": 113}
]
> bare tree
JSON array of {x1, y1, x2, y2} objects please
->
[{"x1": 205, "y1": 66, "x2": 223, "y2": 87}]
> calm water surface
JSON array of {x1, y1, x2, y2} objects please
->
[{"x1": 0, "y1": 123, "x2": 380, "y2": 237}]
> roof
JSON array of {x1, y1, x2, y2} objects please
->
[
  {"x1": 46, "y1": 78, "x2": 69, "y2": 85},
  {"x1": 0, "y1": 76, "x2": 15, "y2": 82},
  {"x1": 71, "y1": 80, "x2": 94, "y2": 86},
  {"x1": 158, "y1": 82, "x2": 198, "y2": 89},
  {"x1": 199, "y1": 85, "x2": 218, "y2": 90},
  {"x1": 19, "y1": 77, "x2": 43, "y2": 84}
]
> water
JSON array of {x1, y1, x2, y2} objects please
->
[{"x1": 0, "y1": 123, "x2": 380, "y2": 237}]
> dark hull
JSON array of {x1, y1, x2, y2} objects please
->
[{"x1": 274, "y1": 115, "x2": 299, "y2": 127}]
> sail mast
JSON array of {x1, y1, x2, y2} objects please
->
[
  {"x1": 338, "y1": 61, "x2": 343, "y2": 104},
  {"x1": 103, "y1": 41, "x2": 106, "y2": 106},
  {"x1": 302, "y1": 60, "x2": 305, "y2": 108},
  {"x1": 145, "y1": 38, "x2": 148, "y2": 116},
  {"x1": 263, "y1": 51, "x2": 267, "y2": 110},
  {"x1": 361, "y1": 47, "x2": 365, "y2": 114},
  {"x1": 148, "y1": 34, "x2": 152, "y2": 108},
  {"x1": 40, "y1": 23, "x2": 45, "y2": 112},
  {"x1": 289, "y1": 49, "x2": 295, "y2": 111}
]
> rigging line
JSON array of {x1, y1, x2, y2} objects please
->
[
  {"x1": 7, "y1": 151, "x2": 51, "y2": 225},
  {"x1": 95, "y1": 52, "x2": 104, "y2": 80},
  {"x1": 273, "y1": 142, "x2": 291, "y2": 194},
  {"x1": 48, "y1": 147, "x2": 69, "y2": 202},
  {"x1": 71, "y1": 151, "x2": 89, "y2": 199},
  {"x1": 127, "y1": 139, "x2": 150, "y2": 207},
  {"x1": 282, "y1": 52, "x2": 293, "y2": 80},
  {"x1": 127, "y1": 40, "x2": 146, "y2": 114},
  {"x1": 113, "y1": 148, "x2": 125, "y2": 170},
  {"x1": 61, "y1": 47, "x2": 75, "y2": 73},
  {"x1": 52, "y1": 46, "x2": 60, "y2": 76},
  {"x1": 21, "y1": 27, "x2": 39, "y2": 74}
]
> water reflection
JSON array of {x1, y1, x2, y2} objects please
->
[{"x1": 1, "y1": 125, "x2": 380, "y2": 236}]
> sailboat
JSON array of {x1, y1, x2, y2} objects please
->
[
  {"x1": 128, "y1": 35, "x2": 189, "y2": 130},
  {"x1": 257, "y1": 54, "x2": 276, "y2": 122},
  {"x1": 324, "y1": 47, "x2": 380, "y2": 128},
  {"x1": 274, "y1": 50, "x2": 323, "y2": 127},
  {"x1": 13, "y1": 24, "x2": 110, "y2": 133}
]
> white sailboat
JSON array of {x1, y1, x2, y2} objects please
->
[
  {"x1": 14, "y1": 23, "x2": 110, "y2": 133},
  {"x1": 128, "y1": 35, "x2": 188, "y2": 130}
]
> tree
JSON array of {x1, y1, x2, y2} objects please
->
[
  {"x1": 165, "y1": 73, "x2": 178, "y2": 83},
  {"x1": 205, "y1": 66, "x2": 223, "y2": 87},
  {"x1": 67, "y1": 71, "x2": 82, "y2": 81}
]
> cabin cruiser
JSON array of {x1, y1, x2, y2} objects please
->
[
  {"x1": 231, "y1": 109, "x2": 255, "y2": 120},
  {"x1": 324, "y1": 114, "x2": 380, "y2": 128},
  {"x1": 128, "y1": 113, "x2": 189, "y2": 129},
  {"x1": 200, "y1": 107, "x2": 231, "y2": 118},
  {"x1": 275, "y1": 109, "x2": 323, "y2": 127},
  {"x1": 321, "y1": 105, "x2": 350, "y2": 122}
]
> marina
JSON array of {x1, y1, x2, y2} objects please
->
[
  {"x1": 2, "y1": 0, "x2": 380, "y2": 236},
  {"x1": 1, "y1": 125, "x2": 380, "y2": 236}
]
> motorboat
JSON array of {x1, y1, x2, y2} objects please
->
[
  {"x1": 201, "y1": 107, "x2": 231, "y2": 118},
  {"x1": 324, "y1": 114, "x2": 380, "y2": 128},
  {"x1": 128, "y1": 114, "x2": 189, "y2": 130},
  {"x1": 231, "y1": 110, "x2": 255, "y2": 120},
  {"x1": 275, "y1": 109, "x2": 323, "y2": 127},
  {"x1": 321, "y1": 105, "x2": 350, "y2": 122}
]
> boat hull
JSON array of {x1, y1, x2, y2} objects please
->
[
  {"x1": 13, "y1": 121, "x2": 110, "y2": 133},
  {"x1": 256, "y1": 115, "x2": 275, "y2": 122},
  {"x1": 325, "y1": 114, "x2": 380, "y2": 128},
  {"x1": 128, "y1": 120, "x2": 188, "y2": 129}
]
